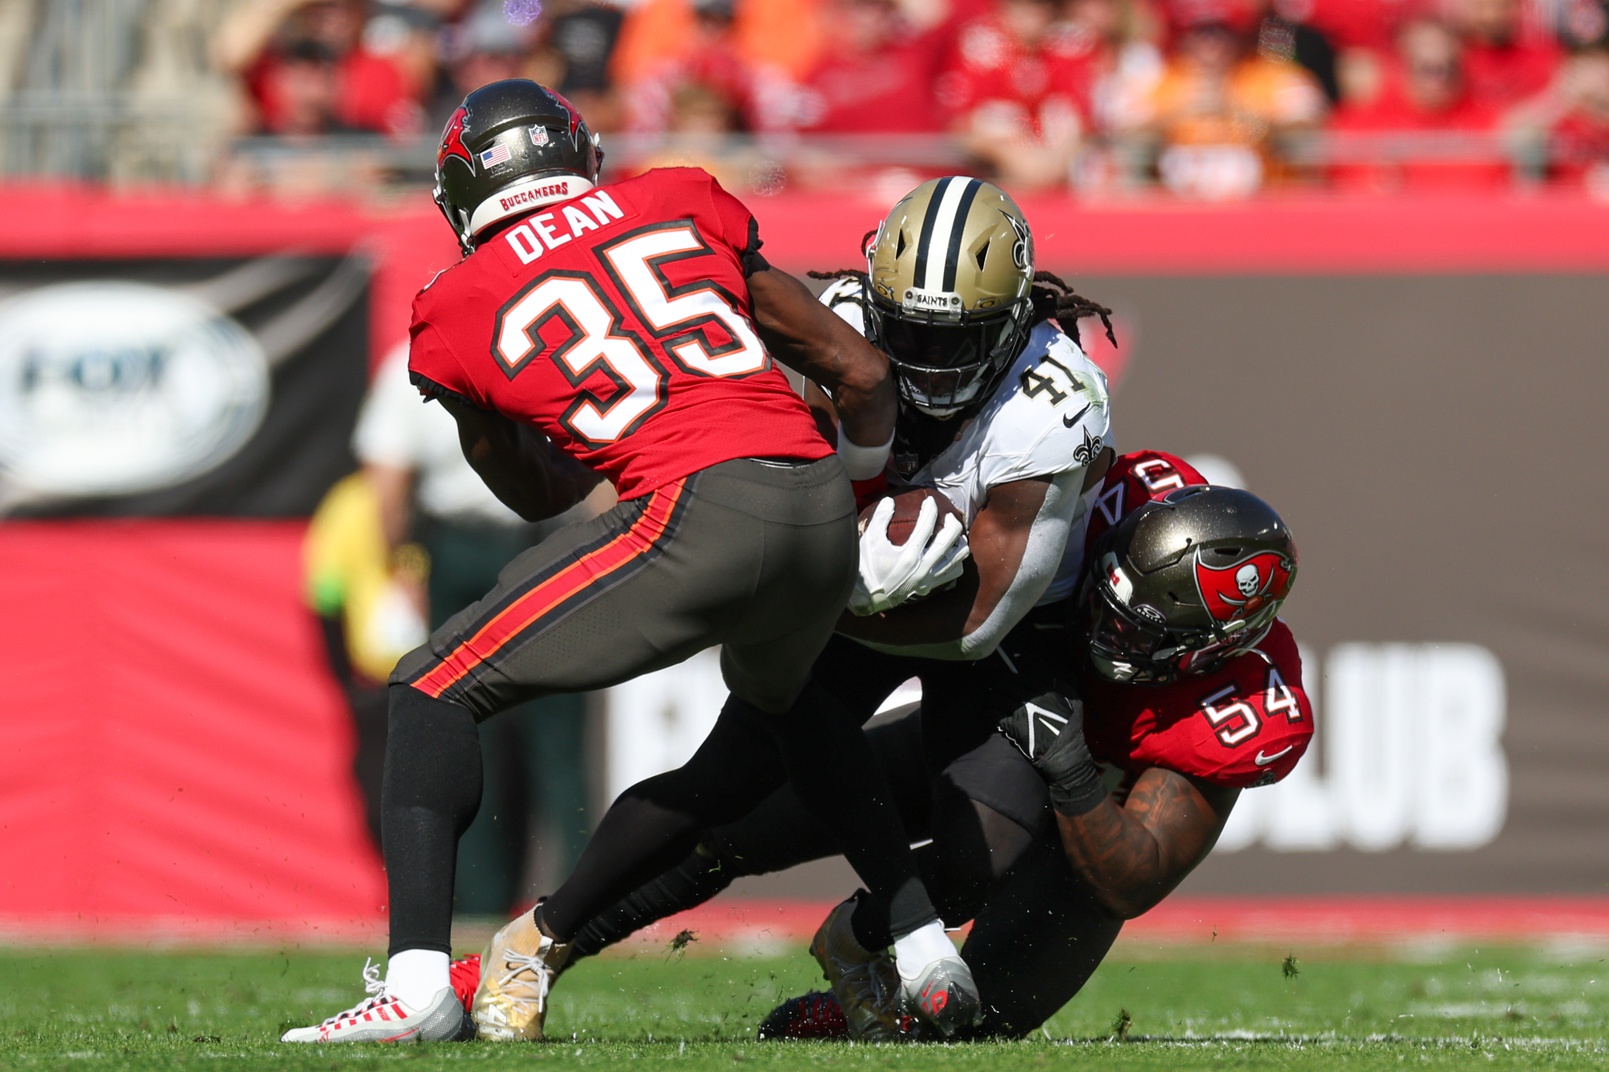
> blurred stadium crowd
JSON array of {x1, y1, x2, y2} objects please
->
[{"x1": 1, "y1": 0, "x2": 1607, "y2": 199}]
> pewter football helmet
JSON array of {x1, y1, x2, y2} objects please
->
[
  {"x1": 1080, "y1": 486, "x2": 1298, "y2": 684},
  {"x1": 433, "y1": 79, "x2": 604, "y2": 255}
]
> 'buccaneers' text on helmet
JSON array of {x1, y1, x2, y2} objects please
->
[{"x1": 433, "y1": 79, "x2": 605, "y2": 255}]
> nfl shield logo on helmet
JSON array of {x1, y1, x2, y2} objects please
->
[{"x1": 529, "y1": 124, "x2": 550, "y2": 147}]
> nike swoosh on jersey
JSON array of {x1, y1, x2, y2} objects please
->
[
  {"x1": 1254, "y1": 745, "x2": 1294, "y2": 766},
  {"x1": 1061, "y1": 403, "x2": 1092, "y2": 429}
]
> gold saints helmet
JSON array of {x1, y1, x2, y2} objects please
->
[{"x1": 865, "y1": 176, "x2": 1036, "y2": 417}]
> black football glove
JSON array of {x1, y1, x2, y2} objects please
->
[{"x1": 997, "y1": 690, "x2": 1108, "y2": 817}]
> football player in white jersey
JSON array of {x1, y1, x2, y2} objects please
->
[
  {"x1": 814, "y1": 176, "x2": 1115, "y2": 644},
  {"x1": 463, "y1": 177, "x2": 1121, "y2": 1039}
]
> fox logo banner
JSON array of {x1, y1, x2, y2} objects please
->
[
  {"x1": 0, "y1": 255, "x2": 368, "y2": 518},
  {"x1": 1194, "y1": 551, "x2": 1293, "y2": 623}
]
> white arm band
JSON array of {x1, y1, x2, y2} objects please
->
[{"x1": 837, "y1": 425, "x2": 895, "y2": 482}]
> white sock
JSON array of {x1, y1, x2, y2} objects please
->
[
  {"x1": 385, "y1": 949, "x2": 450, "y2": 1008},
  {"x1": 892, "y1": 921, "x2": 956, "y2": 983}
]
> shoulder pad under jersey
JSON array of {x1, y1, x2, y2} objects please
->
[
  {"x1": 818, "y1": 276, "x2": 870, "y2": 335},
  {"x1": 915, "y1": 323, "x2": 1112, "y2": 513}
]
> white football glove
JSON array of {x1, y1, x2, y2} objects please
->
[{"x1": 848, "y1": 497, "x2": 970, "y2": 616}]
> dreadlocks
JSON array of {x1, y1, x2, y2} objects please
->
[
  {"x1": 1029, "y1": 270, "x2": 1117, "y2": 352},
  {"x1": 807, "y1": 267, "x2": 869, "y2": 286}
]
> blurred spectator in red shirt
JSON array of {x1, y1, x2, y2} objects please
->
[
  {"x1": 1329, "y1": 17, "x2": 1510, "y2": 190},
  {"x1": 937, "y1": 0, "x2": 1099, "y2": 189},
  {"x1": 1124, "y1": 3, "x2": 1326, "y2": 197},
  {"x1": 1452, "y1": 0, "x2": 1563, "y2": 109},
  {"x1": 261, "y1": 40, "x2": 353, "y2": 136},
  {"x1": 1510, "y1": 44, "x2": 1609, "y2": 189},
  {"x1": 1547, "y1": 47, "x2": 1609, "y2": 189},
  {"x1": 791, "y1": 0, "x2": 948, "y2": 132},
  {"x1": 214, "y1": 0, "x2": 417, "y2": 136}
]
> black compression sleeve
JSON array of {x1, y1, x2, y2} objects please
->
[
  {"x1": 384, "y1": 684, "x2": 484, "y2": 957},
  {"x1": 567, "y1": 848, "x2": 734, "y2": 961}
]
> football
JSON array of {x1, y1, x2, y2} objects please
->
[{"x1": 858, "y1": 486, "x2": 964, "y2": 546}]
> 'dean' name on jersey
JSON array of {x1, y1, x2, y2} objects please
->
[{"x1": 820, "y1": 276, "x2": 1113, "y2": 605}]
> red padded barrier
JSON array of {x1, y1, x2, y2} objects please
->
[{"x1": 0, "y1": 521, "x2": 386, "y2": 931}]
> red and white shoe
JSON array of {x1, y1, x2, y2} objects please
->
[
  {"x1": 757, "y1": 991, "x2": 851, "y2": 1040},
  {"x1": 449, "y1": 953, "x2": 482, "y2": 1013},
  {"x1": 280, "y1": 959, "x2": 474, "y2": 1044}
]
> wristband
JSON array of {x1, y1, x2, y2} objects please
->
[
  {"x1": 837, "y1": 426, "x2": 895, "y2": 482},
  {"x1": 1047, "y1": 762, "x2": 1109, "y2": 817}
]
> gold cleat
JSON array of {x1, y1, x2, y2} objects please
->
[
  {"x1": 809, "y1": 897, "x2": 903, "y2": 1041},
  {"x1": 471, "y1": 910, "x2": 572, "y2": 1041}
]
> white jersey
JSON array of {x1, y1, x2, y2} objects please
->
[{"x1": 821, "y1": 277, "x2": 1113, "y2": 605}]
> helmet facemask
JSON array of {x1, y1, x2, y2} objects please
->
[
  {"x1": 1079, "y1": 571, "x2": 1271, "y2": 685},
  {"x1": 865, "y1": 293, "x2": 1033, "y2": 417}
]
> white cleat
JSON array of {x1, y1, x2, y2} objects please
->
[
  {"x1": 472, "y1": 910, "x2": 573, "y2": 1041},
  {"x1": 809, "y1": 897, "x2": 903, "y2": 1041},
  {"x1": 280, "y1": 959, "x2": 474, "y2": 1044}
]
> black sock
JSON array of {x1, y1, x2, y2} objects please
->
[
  {"x1": 567, "y1": 847, "x2": 735, "y2": 961},
  {"x1": 540, "y1": 697, "x2": 785, "y2": 941},
  {"x1": 769, "y1": 679, "x2": 938, "y2": 939},
  {"x1": 846, "y1": 887, "x2": 893, "y2": 951},
  {"x1": 383, "y1": 683, "x2": 483, "y2": 957}
]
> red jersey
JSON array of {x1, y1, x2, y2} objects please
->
[
  {"x1": 408, "y1": 168, "x2": 832, "y2": 499},
  {"x1": 1462, "y1": 38, "x2": 1562, "y2": 109},
  {"x1": 935, "y1": 17, "x2": 1097, "y2": 137},
  {"x1": 796, "y1": 29, "x2": 947, "y2": 134},
  {"x1": 1328, "y1": 80, "x2": 1509, "y2": 192},
  {"x1": 1082, "y1": 449, "x2": 1207, "y2": 553},
  {"x1": 1075, "y1": 450, "x2": 1313, "y2": 793}
]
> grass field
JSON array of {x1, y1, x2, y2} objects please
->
[{"x1": 2, "y1": 938, "x2": 1606, "y2": 1071}]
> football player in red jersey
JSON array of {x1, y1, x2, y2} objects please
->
[
  {"x1": 486, "y1": 451, "x2": 1309, "y2": 1040},
  {"x1": 283, "y1": 79, "x2": 968, "y2": 1045}
]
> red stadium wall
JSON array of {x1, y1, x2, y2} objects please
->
[
  {"x1": 0, "y1": 522, "x2": 385, "y2": 937},
  {"x1": 3, "y1": 187, "x2": 1609, "y2": 939}
]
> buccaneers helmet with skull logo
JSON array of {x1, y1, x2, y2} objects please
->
[{"x1": 1079, "y1": 485, "x2": 1298, "y2": 684}]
